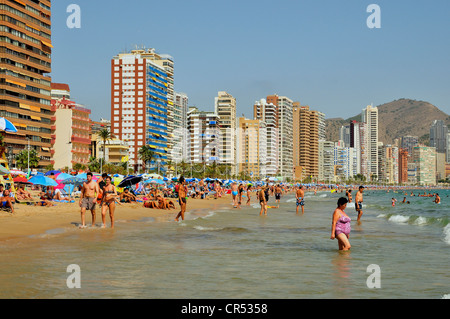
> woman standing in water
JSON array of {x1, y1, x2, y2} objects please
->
[
  {"x1": 331, "y1": 197, "x2": 351, "y2": 251},
  {"x1": 101, "y1": 176, "x2": 117, "y2": 229}
]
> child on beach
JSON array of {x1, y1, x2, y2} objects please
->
[{"x1": 331, "y1": 197, "x2": 351, "y2": 251}]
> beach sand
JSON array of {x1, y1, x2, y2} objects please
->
[{"x1": 0, "y1": 194, "x2": 233, "y2": 242}]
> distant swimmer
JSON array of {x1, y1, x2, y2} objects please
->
[
  {"x1": 392, "y1": 198, "x2": 397, "y2": 207},
  {"x1": 355, "y1": 186, "x2": 364, "y2": 222},
  {"x1": 435, "y1": 193, "x2": 441, "y2": 204},
  {"x1": 331, "y1": 197, "x2": 351, "y2": 251},
  {"x1": 296, "y1": 185, "x2": 305, "y2": 215}
]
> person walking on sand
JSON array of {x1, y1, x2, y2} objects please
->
[
  {"x1": 100, "y1": 176, "x2": 117, "y2": 229},
  {"x1": 296, "y1": 185, "x2": 305, "y2": 215},
  {"x1": 259, "y1": 186, "x2": 267, "y2": 216},
  {"x1": 355, "y1": 186, "x2": 364, "y2": 222},
  {"x1": 331, "y1": 197, "x2": 351, "y2": 251},
  {"x1": 175, "y1": 176, "x2": 187, "y2": 222},
  {"x1": 79, "y1": 172, "x2": 100, "y2": 229}
]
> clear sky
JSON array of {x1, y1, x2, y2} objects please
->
[{"x1": 51, "y1": 0, "x2": 450, "y2": 121}]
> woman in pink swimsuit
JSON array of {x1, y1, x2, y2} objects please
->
[{"x1": 331, "y1": 197, "x2": 351, "y2": 251}]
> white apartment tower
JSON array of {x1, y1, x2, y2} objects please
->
[
  {"x1": 215, "y1": 91, "x2": 237, "y2": 172},
  {"x1": 362, "y1": 105, "x2": 379, "y2": 180}
]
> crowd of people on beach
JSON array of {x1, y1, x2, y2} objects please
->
[{"x1": 0, "y1": 170, "x2": 445, "y2": 252}]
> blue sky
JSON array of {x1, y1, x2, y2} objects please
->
[{"x1": 51, "y1": 0, "x2": 450, "y2": 121}]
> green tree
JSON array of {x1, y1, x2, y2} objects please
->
[
  {"x1": 88, "y1": 156, "x2": 101, "y2": 173},
  {"x1": 98, "y1": 128, "x2": 112, "y2": 165},
  {"x1": 15, "y1": 149, "x2": 39, "y2": 170},
  {"x1": 138, "y1": 146, "x2": 156, "y2": 173}
]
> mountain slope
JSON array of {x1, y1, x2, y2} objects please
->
[{"x1": 325, "y1": 99, "x2": 450, "y2": 145}]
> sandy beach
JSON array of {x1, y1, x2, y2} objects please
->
[{"x1": 0, "y1": 193, "x2": 233, "y2": 242}]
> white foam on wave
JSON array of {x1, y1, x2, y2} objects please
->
[
  {"x1": 443, "y1": 224, "x2": 450, "y2": 246},
  {"x1": 413, "y1": 217, "x2": 428, "y2": 226},
  {"x1": 377, "y1": 214, "x2": 387, "y2": 218},
  {"x1": 194, "y1": 226, "x2": 220, "y2": 231},
  {"x1": 442, "y1": 294, "x2": 450, "y2": 299},
  {"x1": 388, "y1": 215, "x2": 410, "y2": 224}
]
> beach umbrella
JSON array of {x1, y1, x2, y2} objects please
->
[
  {"x1": 28, "y1": 175, "x2": 58, "y2": 187},
  {"x1": 9, "y1": 169, "x2": 26, "y2": 176},
  {"x1": 60, "y1": 177, "x2": 85, "y2": 197},
  {"x1": 144, "y1": 178, "x2": 165, "y2": 185},
  {"x1": 13, "y1": 176, "x2": 29, "y2": 184},
  {"x1": 118, "y1": 175, "x2": 142, "y2": 188},
  {"x1": 0, "y1": 165, "x2": 10, "y2": 175},
  {"x1": 0, "y1": 117, "x2": 18, "y2": 133},
  {"x1": 55, "y1": 173, "x2": 73, "y2": 181},
  {"x1": 76, "y1": 173, "x2": 98, "y2": 181},
  {"x1": 45, "y1": 170, "x2": 61, "y2": 176}
]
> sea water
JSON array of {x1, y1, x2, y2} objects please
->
[{"x1": 0, "y1": 189, "x2": 448, "y2": 299}]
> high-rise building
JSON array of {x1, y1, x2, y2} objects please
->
[
  {"x1": 172, "y1": 92, "x2": 188, "y2": 163},
  {"x1": 187, "y1": 107, "x2": 220, "y2": 165},
  {"x1": 401, "y1": 136, "x2": 419, "y2": 158},
  {"x1": 333, "y1": 142, "x2": 356, "y2": 181},
  {"x1": 430, "y1": 120, "x2": 448, "y2": 154},
  {"x1": 215, "y1": 91, "x2": 236, "y2": 172},
  {"x1": 398, "y1": 148, "x2": 409, "y2": 184},
  {"x1": 362, "y1": 105, "x2": 379, "y2": 180},
  {"x1": 237, "y1": 117, "x2": 267, "y2": 179},
  {"x1": 340, "y1": 124, "x2": 351, "y2": 147},
  {"x1": 378, "y1": 144, "x2": 399, "y2": 184},
  {"x1": 349, "y1": 121, "x2": 366, "y2": 176},
  {"x1": 318, "y1": 140, "x2": 335, "y2": 182},
  {"x1": 50, "y1": 83, "x2": 91, "y2": 169},
  {"x1": 293, "y1": 103, "x2": 320, "y2": 180},
  {"x1": 0, "y1": 0, "x2": 52, "y2": 168},
  {"x1": 111, "y1": 50, "x2": 169, "y2": 171},
  {"x1": 253, "y1": 99, "x2": 278, "y2": 177},
  {"x1": 413, "y1": 146, "x2": 436, "y2": 185},
  {"x1": 267, "y1": 95, "x2": 293, "y2": 180}
]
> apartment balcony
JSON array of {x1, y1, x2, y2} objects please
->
[{"x1": 71, "y1": 136, "x2": 91, "y2": 145}]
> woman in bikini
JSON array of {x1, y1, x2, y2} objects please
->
[
  {"x1": 100, "y1": 176, "x2": 117, "y2": 228},
  {"x1": 331, "y1": 197, "x2": 351, "y2": 251}
]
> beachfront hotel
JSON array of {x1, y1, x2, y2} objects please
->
[
  {"x1": 187, "y1": 106, "x2": 220, "y2": 165},
  {"x1": 237, "y1": 117, "x2": 267, "y2": 179},
  {"x1": 267, "y1": 94, "x2": 294, "y2": 180},
  {"x1": 413, "y1": 146, "x2": 436, "y2": 185},
  {"x1": 214, "y1": 91, "x2": 237, "y2": 174},
  {"x1": 253, "y1": 98, "x2": 279, "y2": 177},
  {"x1": 172, "y1": 91, "x2": 188, "y2": 163},
  {"x1": 111, "y1": 50, "x2": 169, "y2": 171},
  {"x1": 50, "y1": 83, "x2": 92, "y2": 169},
  {"x1": 0, "y1": 0, "x2": 52, "y2": 168},
  {"x1": 293, "y1": 103, "x2": 322, "y2": 181}
]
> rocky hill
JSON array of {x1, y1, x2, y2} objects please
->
[{"x1": 325, "y1": 99, "x2": 450, "y2": 145}]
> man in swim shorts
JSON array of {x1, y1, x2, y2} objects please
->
[
  {"x1": 296, "y1": 185, "x2": 305, "y2": 215},
  {"x1": 355, "y1": 185, "x2": 364, "y2": 222},
  {"x1": 79, "y1": 172, "x2": 100, "y2": 228}
]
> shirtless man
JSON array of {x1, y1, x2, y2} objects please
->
[
  {"x1": 296, "y1": 185, "x2": 305, "y2": 215},
  {"x1": 120, "y1": 188, "x2": 136, "y2": 203},
  {"x1": 175, "y1": 176, "x2": 187, "y2": 221},
  {"x1": 355, "y1": 186, "x2": 364, "y2": 222},
  {"x1": 79, "y1": 172, "x2": 100, "y2": 228},
  {"x1": 275, "y1": 184, "x2": 282, "y2": 203},
  {"x1": 435, "y1": 193, "x2": 441, "y2": 204}
]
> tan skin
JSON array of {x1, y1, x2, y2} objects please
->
[
  {"x1": 79, "y1": 174, "x2": 100, "y2": 228},
  {"x1": 0, "y1": 190, "x2": 15, "y2": 213},
  {"x1": 355, "y1": 188, "x2": 364, "y2": 222},
  {"x1": 101, "y1": 177, "x2": 117, "y2": 229},
  {"x1": 259, "y1": 188, "x2": 267, "y2": 216},
  {"x1": 175, "y1": 180, "x2": 187, "y2": 221},
  {"x1": 296, "y1": 187, "x2": 305, "y2": 215},
  {"x1": 331, "y1": 203, "x2": 351, "y2": 251}
]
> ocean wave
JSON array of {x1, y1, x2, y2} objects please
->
[
  {"x1": 442, "y1": 294, "x2": 450, "y2": 299},
  {"x1": 388, "y1": 215, "x2": 410, "y2": 224},
  {"x1": 443, "y1": 224, "x2": 450, "y2": 246},
  {"x1": 194, "y1": 226, "x2": 220, "y2": 231}
]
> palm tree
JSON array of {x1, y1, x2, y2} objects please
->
[
  {"x1": 97, "y1": 128, "x2": 112, "y2": 166},
  {"x1": 138, "y1": 146, "x2": 155, "y2": 173}
]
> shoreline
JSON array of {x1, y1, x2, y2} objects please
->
[
  {"x1": 0, "y1": 195, "x2": 233, "y2": 243},
  {"x1": 0, "y1": 186, "x2": 443, "y2": 243}
]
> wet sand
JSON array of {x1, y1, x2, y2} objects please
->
[{"x1": 0, "y1": 194, "x2": 233, "y2": 242}]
